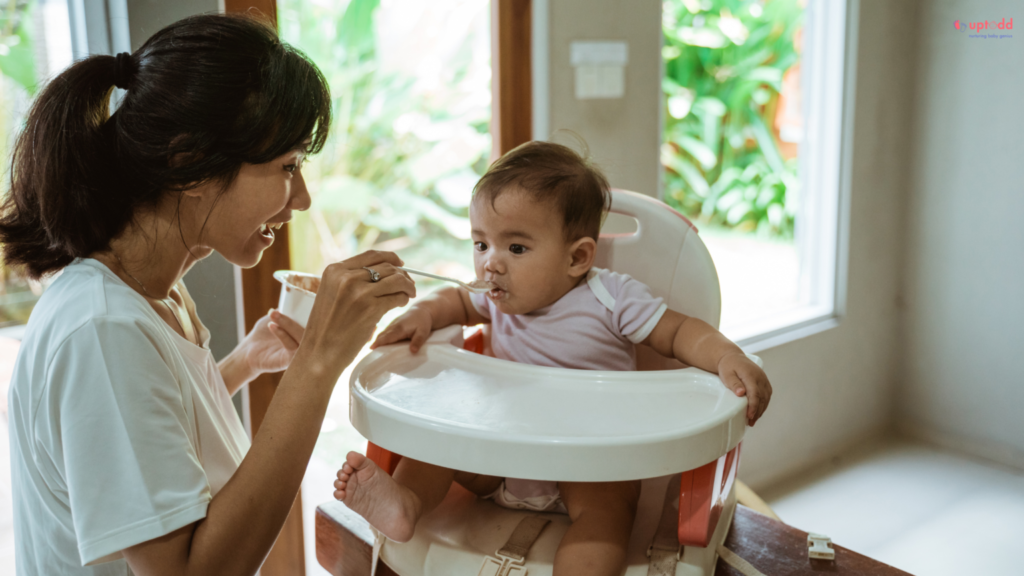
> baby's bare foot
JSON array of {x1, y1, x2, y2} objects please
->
[{"x1": 334, "y1": 451, "x2": 419, "y2": 543}]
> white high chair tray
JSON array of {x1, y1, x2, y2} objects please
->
[{"x1": 350, "y1": 326, "x2": 747, "y2": 482}]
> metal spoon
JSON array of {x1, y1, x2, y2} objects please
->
[{"x1": 398, "y1": 267, "x2": 495, "y2": 294}]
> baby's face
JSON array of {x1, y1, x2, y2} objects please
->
[{"x1": 470, "y1": 190, "x2": 583, "y2": 315}]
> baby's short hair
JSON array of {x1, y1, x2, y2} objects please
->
[{"x1": 472, "y1": 140, "x2": 611, "y2": 242}]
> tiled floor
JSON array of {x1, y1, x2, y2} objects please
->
[{"x1": 761, "y1": 437, "x2": 1024, "y2": 576}]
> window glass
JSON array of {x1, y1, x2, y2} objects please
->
[
  {"x1": 0, "y1": 0, "x2": 71, "y2": 330},
  {"x1": 0, "y1": 1, "x2": 73, "y2": 570},
  {"x1": 661, "y1": 0, "x2": 805, "y2": 335},
  {"x1": 276, "y1": 1, "x2": 490, "y2": 571}
]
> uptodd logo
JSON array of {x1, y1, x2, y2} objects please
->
[{"x1": 955, "y1": 17, "x2": 1014, "y2": 38}]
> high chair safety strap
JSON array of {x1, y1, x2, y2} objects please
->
[
  {"x1": 647, "y1": 475, "x2": 683, "y2": 576},
  {"x1": 370, "y1": 530, "x2": 385, "y2": 576},
  {"x1": 477, "y1": 515, "x2": 550, "y2": 576},
  {"x1": 716, "y1": 546, "x2": 767, "y2": 576}
]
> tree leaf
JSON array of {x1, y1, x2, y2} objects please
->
[
  {"x1": 678, "y1": 26, "x2": 728, "y2": 48},
  {"x1": 339, "y1": 0, "x2": 381, "y2": 57},
  {"x1": 726, "y1": 200, "x2": 753, "y2": 225},
  {"x1": 676, "y1": 135, "x2": 718, "y2": 170},
  {"x1": 0, "y1": 22, "x2": 36, "y2": 94}
]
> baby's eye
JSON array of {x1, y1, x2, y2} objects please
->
[
  {"x1": 474, "y1": 242, "x2": 488, "y2": 252},
  {"x1": 509, "y1": 244, "x2": 527, "y2": 255}
]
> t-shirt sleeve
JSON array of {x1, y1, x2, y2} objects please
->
[
  {"x1": 602, "y1": 271, "x2": 668, "y2": 344},
  {"x1": 51, "y1": 317, "x2": 211, "y2": 566},
  {"x1": 468, "y1": 291, "x2": 491, "y2": 320}
]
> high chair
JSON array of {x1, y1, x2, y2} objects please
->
[{"x1": 345, "y1": 189, "x2": 755, "y2": 576}]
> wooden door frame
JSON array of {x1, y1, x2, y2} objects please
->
[
  {"x1": 232, "y1": 0, "x2": 532, "y2": 573},
  {"x1": 493, "y1": 0, "x2": 533, "y2": 156}
]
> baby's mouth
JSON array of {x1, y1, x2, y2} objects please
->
[{"x1": 484, "y1": 279, "x2": 507, "y2": 300}]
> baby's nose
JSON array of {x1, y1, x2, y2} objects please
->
[{"x1": 483, "y1": 254, "x2": 505, "y2": 274}]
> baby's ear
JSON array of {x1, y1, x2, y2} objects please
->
[{"x1": 568, "y1": 237, "x2": 597, "y2": 277}]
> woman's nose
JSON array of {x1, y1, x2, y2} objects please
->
[{"x1": 290, "y1": 170, "x2": 312, "y2": 212}]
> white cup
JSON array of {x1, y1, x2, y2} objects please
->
[{"x1": 274, "y1": 270, "x2": 320, "y2": 328}]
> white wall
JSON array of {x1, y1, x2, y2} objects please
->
[
  {"x1": 899, "y1": 0, "x2": 1024, "y2": 467},
  {"x1": 547, "y1": 0, "x2": 921, "y2": 489},
  {"x1": 127, "y1": 0, "x2": 220, "y2": 51},
  {"x1": 739, "y1": 0, "x2": 923, "y2": 487},
  {"x1": 545, "y1": 0, "x2": 662, "y2": 195}
]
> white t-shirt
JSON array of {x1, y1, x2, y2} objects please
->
[{"x1": 8, "y1": 258, "x2": 251, "y2": 574}]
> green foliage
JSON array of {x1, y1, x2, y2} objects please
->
[
  {"x1": 0, "y1": 0, "x2": 36, "y2": 95},
  {"x1": 662, "y1": 0, "x2": 801, "y2": 237},
  {"x1": 0, "y1": 0, "x2": 40, "y2": 325},
  {"x1": 278, "y1": 0, "x2": 489, "y2": 275}
]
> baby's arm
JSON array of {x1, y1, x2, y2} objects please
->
[
  {"x1": 371, "y1": 286, "x2": 488, "y2": 353},
  {"x1": 643, "y1": 310, "x2": 772, "y2": 426}
]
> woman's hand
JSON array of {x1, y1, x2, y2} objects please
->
[
  {"x1": 295, "y1": 251, "x2": 416, "y2": 382},
  {"x1": 717, "y1": 352, "x2": 772, "y2": 427},
  {"x1": 371, "y1": 306, "x2": 433, "y2": 353},
  {"x1": 243, "y1": 310, "x2": 304, "y2": 375},
  {"x1": 218, "y1": 310, "x2": 304, "y2": 396}
]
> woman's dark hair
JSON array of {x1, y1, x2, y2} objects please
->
[
  {"x1": 473, "y1": 140, "x2": 611, "y2": 242},
  {"x1": 0, "y1": 13, "x2": 331, "y2": 278}
]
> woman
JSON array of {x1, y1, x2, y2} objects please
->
[{"x1": 1, "y1": 14, "x2": 414, "y2": 575}]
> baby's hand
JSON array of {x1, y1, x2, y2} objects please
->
[
  {"x1": 717, "y1": 353, "x2": 772, "y2": 427},
  {"x1": 370, "y1": 306, "x2": 434, "y2": 353}
]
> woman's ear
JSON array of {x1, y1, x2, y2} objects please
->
[
  {"x1": 567, "y1": 237, "x2": 597, "y2": 278},
  {"x1": 180, "y1": 179, "x2": 212, "y2": 200}
]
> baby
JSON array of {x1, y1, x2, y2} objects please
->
[{"x1": 335, "y1": 141, "x2": 772, "y2": 576}]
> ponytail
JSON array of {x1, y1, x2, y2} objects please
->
[
  {"x1": 0, "y1": 55, "x2": 130, "y2": 278},
  {"x1": 0, "y1": 13, "x2": 331, "y2": 279}
]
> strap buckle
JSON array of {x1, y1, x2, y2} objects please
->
[
  {"x1": 807, "y1": 533, "x2": 835, "y2": 560},
  {"x1": 478, "y1": 552, "x2": 528, "y2": 576},
  {"x1": 646, "y1": 544, "x2": 683, "y2": 561}
]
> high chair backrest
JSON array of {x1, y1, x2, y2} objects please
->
[{"x1": 595, "y1": 190, "x2": 721, "y2": 368}]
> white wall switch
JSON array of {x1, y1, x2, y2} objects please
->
[
  {"x1": 575, "y1": 65, "x2": 625, "y2": 99},
  {"x1": 571, "y1": 41, "x2": 628, "y2": 99}
]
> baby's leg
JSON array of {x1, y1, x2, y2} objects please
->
[
  {"x1": 555, "y1": 480, "x2": 641, "y2": 576},
  {"x1": 453, "y1": 471, "x2": 505, "y2": 498},
  {"x1": 335, "y1": 452, "x2": 459, "y2": 542}
]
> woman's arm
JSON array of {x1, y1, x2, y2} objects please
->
[
  {"x1": 643, "y1": 309, "x2": 772, "y2": 426},
  {"x1": 123, "y1": 251, "x2": 415, "y2": 576}
]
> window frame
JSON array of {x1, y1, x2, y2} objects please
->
[
  {"x1": 717, "y1": 0, "x2": 860, "y2": 353},
  {"x1": 235, "y1": 0, "x2": 531, "y2": 573}
]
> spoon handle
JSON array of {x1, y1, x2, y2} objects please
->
[
  {"x1": 397, "y1": 266, "x2": 456, "y2": 283},
  {"x1": 397, "y1": 267, "x2": 491, "y2": 293}
]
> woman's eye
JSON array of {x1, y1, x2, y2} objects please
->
[
  {"x1": 474, "y1": 242, "x2": 488, "y2": 252},
  {"x1": 284, "y1": 164, "x2": 298, "y2": 173},
  {"x1": 509, "y1": 244, "x2": 527, "y2": 255}
]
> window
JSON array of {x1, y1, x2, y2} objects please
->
[
  {"x1": 0, "y1": 0, "x2": 75, "y2": 569},
  {"x1": 0, "y1": 0, "x2": 74, "y2": 334},
  {"x1": 660, "y1": 0, "x2": 854, "y2": 351},
  {"x1": 275, "y1": 1, "x2": 492, "y2": 572}
]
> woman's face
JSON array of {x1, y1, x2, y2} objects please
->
[{"x1": 192, "y1": 149, "x2": 311, "y2": 268}]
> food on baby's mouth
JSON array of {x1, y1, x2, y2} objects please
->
[{"x1": 467, "y1": 279, "x2": 497, "y2": 291}]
